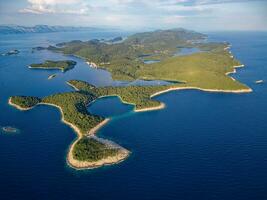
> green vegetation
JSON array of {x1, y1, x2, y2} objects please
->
[
  {"x1": 9, "y1": 29, "x2": 252, "y2": 166},
  {"x1": 73, "y1": 137, "x2": 119, "y2": 161},
  {"x1": 9, "y1": 73, "x2": 251, "y2": 164},
  {"x1": 137, "y1": 50, "x2": 248, "y2": 90},
  {"x1": 48, "y1": 29, "x2": 206, "y2": 80},
  {"x1": 42, "y1": 92, "x2": 104, "y2": 134},
  {"x1": 10, "y1": 96, "x2": 41, "y2": 108},
  {"x1": 68, "y1": 80, "x2": 171, "y2": 109},
  {"x1": 44, "y1": 29, "x2": 250, "y2": 91},
  {"x1": 29, "y1": 60, "x2": 76, "y2": 72}
]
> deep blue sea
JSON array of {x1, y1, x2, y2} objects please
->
[{"x1": 0, "y1": 31, "x2": 267, "y2": 200}]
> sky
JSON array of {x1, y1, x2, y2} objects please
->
[{"x1": 0, "y1": 0, "x2": 267, "y2": 31}]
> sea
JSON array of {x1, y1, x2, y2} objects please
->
[{"x1": 0, "y1": 30, "x2": 266, "y2": 200}]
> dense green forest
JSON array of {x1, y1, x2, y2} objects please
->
[
  {"x1": 10, "y1": 96, "x2": 41, "y2": 108},
  {"x1": 42, "y1": 92, "x2": 104, "y2": 134},
  {"x1": 30, "y1": 60, "x2": 76, "y2": 72},
  {"x1": 44, "y1": 29, "x2": 250, "y2": 91},
  {"x1": 9, "y1": 75, "x2": 251, "y2": 163},
  {"x1": 46, "y1": 29, "x2": 208, "y2": 80},
  {"x1": 68, "y1": 80, "x2": 172, "y2": 109},
  {"x1": 73, "y1": 137, "x2": 119, "y2": 161}
]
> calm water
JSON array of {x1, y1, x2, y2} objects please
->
[
  {"x1": 175, "y1": 47, "x2": 201, "y2": 56},
  {"x1": 0, "y1": 31, "x2": 267, "y2": 200}
]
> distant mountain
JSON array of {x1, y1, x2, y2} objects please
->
[{"x1": 0, "y1": 25, "x2": 104, "y2": 34}]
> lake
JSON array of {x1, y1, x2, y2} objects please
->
[{"x1": 0, "y1": 31, "x2": 267, "y2": 200}]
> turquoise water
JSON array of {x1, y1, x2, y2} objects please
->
[{"x1": 0, "y1": 31, "x2": 267, "y2": 200}]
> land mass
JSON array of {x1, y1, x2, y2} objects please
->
[
  {"x1": 1, "y1": 126, "x2": 20, "y2": 134},
  {"x1": 2, "y1": 49, "x2": 19, "y2": 56},
  {"x1": 8, "y1": 28, "x2": 252, "y2": 169},
  {"x1": 0, "y1": 25, "x2": 105, "y2": 34},
  {"x1": 29, "y1": 60, "x2": 77, "y2": 72},
  {"x1": 44, "y1": 28, "x2": 248, "y2": 90}
]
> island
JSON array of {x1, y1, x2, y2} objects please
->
[
  {"x1": 8, "y1": 28, "x2": 252, "y2": 170},
  {"x1": 32, "y1": 46, "x2": 47, "y2": 51},
  {"x1": 48, "y1": 74, "x2": 57, "y2": 80},
  {"x1": 29, "y1": 60, "x2": 77, "y2": 72},
  {"x1": 1, "y1": 126, "x2": 20, "y2": 134},
  {"x1": 255, "y1": 80, "x2": 264, "y2": 84},
  {"x1": 2, "y1": 49, "x2": 19, "y2": 56}
]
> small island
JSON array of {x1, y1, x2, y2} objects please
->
[
  {"x1": 2, "y1": 49, "x2": 19, "y2": 56},
  {"x1": 29, "y1": 60, "x2": 76, "y2": 72},
  {"x1": 48, "y1": 74, "x2": 57, "y2": 80},
  {"x1": 255, "y1": 80, "x2": 264, "y2": 84},
  {"x1": 1, "y1": 126, "x2": 20, "y2": 134},
  {"x1": 32, "y1": 46, "x2": 47, "y2": 51}
]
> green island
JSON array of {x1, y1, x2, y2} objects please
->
[
  {"x1": 29, "y1": 60, "x2": 77, "y2": 72},
  {"x1": 48, "y1": 74, "x2": 57, "y2": 80},
  {"x1": 9, "y1": 29, "x2": 252, "y2": 169}
]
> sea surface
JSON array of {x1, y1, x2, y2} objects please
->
[{"x1": 0, "y1": 31, "x2": 267, "y2": 200}]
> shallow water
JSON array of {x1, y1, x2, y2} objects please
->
[
  {"x1": 0, "y1": 31, "x2": 267, "y2": 200},
  {"x1": 175, "y1": 47, "x2": 201, "y2": 56}
]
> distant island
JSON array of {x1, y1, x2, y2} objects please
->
[
  {"x1": 255, "y1": 80, "x2": 264, "y2": 84},
  {"x1": 0, "y1": 25, "x2": 105, "y2": 34},
  {"x1": 9, "y1": 28, "x2": 252, "y2": 169},
  {"x1": 48, "y1": 74, "x2": 57, "y2": 80},
  {"x1": 29, "y1": 60, "x2": 76, "y2": 72},
  {"x1": 2, "y1": 49, "x2": 19, "y2": 56}
]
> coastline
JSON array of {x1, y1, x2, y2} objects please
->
[
  {"x1": 151, "y1": 86, "x2": 252, "y2": 98},
  {"x1": 9, "y1": 58, "x2": 252, "y2": 169},
  {"x1": 134, "y1": 85, "x2": 252, "y2": 113},
  {"x1": 67, "y1": 132, "x2": 130, "y2": 170},
  {"x1": 66, "y1": 81, "x2": 80, "y2": 91},
  {"x1": 28, "y1": 65, "x2": 64, "y2": 72},
  {"x1": 135, "y1": 102, "x2": 165, "y2": 112},
  {"x1": 9, "y1": 98, "x2": 130, "y2": 170},
  {"x1": 38, "y1": 102, "x2": 130, "y2": 170},
  {"x1": 66, "y1": 79, "x2": 252, "y2": 114},
  {"x1": 8, "y1": 97, "x2": 34, "y2": 111}
]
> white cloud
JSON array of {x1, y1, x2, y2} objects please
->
[
  {"x1": 20, "y1": 0, "x2": 90, "y2": 14},
  {"x1": 15, "y1": 0, "x2": 267, "y2": 30}
]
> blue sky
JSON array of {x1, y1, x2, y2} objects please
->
[{"x1": 0, "y1": 0, "x2": 266, "y2": 31}]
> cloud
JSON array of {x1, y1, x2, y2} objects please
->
[
  {"x1": 19, "y1": 0, "x2": 260, "y2": 15},
  {"x1": 15, "y1": 0, "x2": 267, "y2": 30},
  {"x1": 20, "y1": 0, "x2": 90, "y2": 14}
]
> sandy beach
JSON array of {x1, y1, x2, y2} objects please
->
[{"x1": 8, "y1": 97, "x2": 34, "y2": 111}]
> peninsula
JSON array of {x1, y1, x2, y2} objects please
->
[{"x1": 9, "y1": 28, "x2": 252, "y2": 169}]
